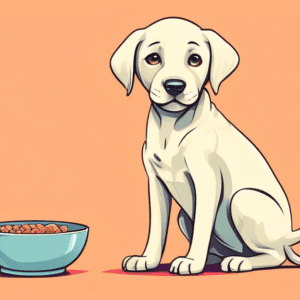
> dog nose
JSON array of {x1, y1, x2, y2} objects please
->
[{"x1": 163, "y1": 79, "x2": 186, "y2": 96}]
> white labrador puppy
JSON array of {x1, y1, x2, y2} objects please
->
[{"x1": 110, "y1": 17, "x2": 300, "y2": 275}]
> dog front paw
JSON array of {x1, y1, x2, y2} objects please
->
[
  {"x1": 122, "y1": 255, "x2": 159, "y2": 272},
  {"x1": 221, "y1": 256, "x2": 252, "y2": 272},
  {"x1": 170, "y1": 256, "x2": 204, "y2": 275}
]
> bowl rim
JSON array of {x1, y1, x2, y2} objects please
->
[{"x1": 0, "y1": 220, "x2": 89, "y2": 235}]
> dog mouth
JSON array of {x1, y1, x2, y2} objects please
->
[
  {"x1": 158, "y1": 97, "x2": 186, "y2": 106},
  {"x1": 150, "y1": 89, "x2": 199, "y2": 111},
  {"x1": 158, "y1": 99, "x2": 189, "y2": 112}
]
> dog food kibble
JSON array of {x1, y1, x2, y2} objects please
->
[
  {"x1": 23, "y1": 224, "x2": 31, "y2": 230},
  {"x1": 13, "y1": 225, "x2": 20, "y2": 231},
  {"x1": 49, "y1": 224, "x2": 59, "y2": 231},
  {"x1": 60, "y1": 226, "x2": 68, "y2": 232},
  {"x1": 0, "y1": 224, "x2": 69, "y2": 234},
  {"x1": 39, "y1": 228, "x2": 46, "y2": 234}
]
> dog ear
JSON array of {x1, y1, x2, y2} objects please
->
[
  {"x1": 110, "y1": 29, "x2": 145, "y2": 96},
  {"x1": 202, "y1": 30, "x2": 239, "y2": 95}
]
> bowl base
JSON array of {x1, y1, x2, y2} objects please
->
[{"x1": 1, "y1": 268, "x2": 66, "y2": 277}]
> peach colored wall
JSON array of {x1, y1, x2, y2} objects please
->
[{"x1": 0, "y1": 1, "x2": 299, "y2": 299}]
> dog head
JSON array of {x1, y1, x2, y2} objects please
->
[{"x1": 110, "y1": 18, "x2": 239, "y2": 112}]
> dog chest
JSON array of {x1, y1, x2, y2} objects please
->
[
  {"x1": 144, "y1": 143, "x2": 196, "y2": 212},
  {"x1": 145, "y1": 140, "x2": 187, "y2": 181}
]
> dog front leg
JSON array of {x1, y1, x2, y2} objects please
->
[
  {"x1": 122, "y1": 173, "x2": 172, "y2": 272},
  {"x1": 170, "y1": 156, "x2": 221, "y2": 275}
]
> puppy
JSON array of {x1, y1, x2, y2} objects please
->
[{"x1": 110, "y1": 17, "x2": 300, "y2": 275}]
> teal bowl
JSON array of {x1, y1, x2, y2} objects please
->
[{"x1": 0, "y1": 220, "x2": 89, "y2": 277}]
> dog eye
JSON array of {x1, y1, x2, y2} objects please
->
[
  {"x1": 188, "y1": 54, "x2": 202, "y2": 67},
  {"x1": 145, "y1": 53, "x2": 161, "y2": 65}
]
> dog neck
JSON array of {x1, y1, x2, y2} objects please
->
[{"x1": 150, "y1": 89, "x2": 211, "y2": 131}]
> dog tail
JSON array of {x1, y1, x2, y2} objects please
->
[
  {"x1": 284, "y1": 245, "x2": 300, "y2": 265},
  {"x1": 284, "y1": 230, "x2": 300, "y2": 265},
  {"x1": 285, "y1": 229, "x2": 300, "y2": 246}
]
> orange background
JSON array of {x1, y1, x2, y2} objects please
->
[{"x1": 0, "y1": 0, "x2": 300, "y2": 299}]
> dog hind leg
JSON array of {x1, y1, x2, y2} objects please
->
[
  {"x1": 221, "y1": 252, "x2": 285, "y2": 272},
  {"x1": 221, "y1": 189, "x2": 288, "y2": 272}
]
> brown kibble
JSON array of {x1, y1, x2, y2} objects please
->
[
  {"x1": 13, "y1": 225, "x2": 20, "y2": 231},
  {"x1": 48, "y1": 224, "x2": 59, "y2": 231},
  {"x1": 45, "y1": 224, "x2": 57, "y2": 233},
  {"x1": 60, "y1": 226, "x2": 68, "y2": 233},
  {"x1": 45, "y1": 225, "x2": 53, "y2": 233},
  {"x1": 1, "y1": 223, "x2": 71, "y2": 234},
  {"x1": 22, "y1": 224, "x2": 31, "y2": 230}
]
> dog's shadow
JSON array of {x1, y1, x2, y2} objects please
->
[{"x1": 104, "y1": 263, "x2": 299, "y2": 276}]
